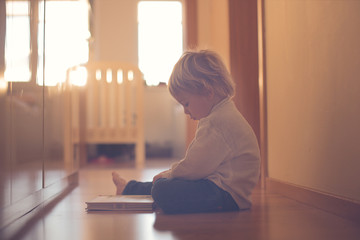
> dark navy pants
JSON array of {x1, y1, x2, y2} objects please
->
[{"x1": 122, "y1": 178, "x2": 239, "y2": 214}]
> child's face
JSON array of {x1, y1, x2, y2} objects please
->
[{"x1": 174, "y1": 91, "x2": 214, "y2": 120}]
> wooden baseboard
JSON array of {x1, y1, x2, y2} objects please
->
[{"x1": 266, "y1": 178, "x2": 360, "y2": 223}]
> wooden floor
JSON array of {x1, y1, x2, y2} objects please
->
[{"x1": 8, "y1": 160, "x2": 360, "y2": 240}]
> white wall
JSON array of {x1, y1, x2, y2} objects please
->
[
  {"x1": 265, "y1": 0, "x2": 360, "y2": 202},
  {"x1": 93, "y1": 0, "x2": 138, "y2": 64}
]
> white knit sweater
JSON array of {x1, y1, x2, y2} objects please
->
[{"x1": 165, "y1": 97, "x2": 261, "y2": 209}]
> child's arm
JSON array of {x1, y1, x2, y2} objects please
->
[
  {"x1": 152, "y1": 170, "x2": 171, "y2": 183},
  {"x1": 168, "y1": 123, "x2": 231, "y2": 180}
]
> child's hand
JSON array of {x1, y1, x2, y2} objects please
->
[{"x1": 153, "y1": 170, "x2": 170, "y2": 183}]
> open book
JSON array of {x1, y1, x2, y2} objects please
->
[{"x1": 86, "y1": 195, "x2": 154, "y2": 212}]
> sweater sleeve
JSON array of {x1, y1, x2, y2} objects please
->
[{"x1": 168, "y1": 121, "x2": 232, "y2": 180}]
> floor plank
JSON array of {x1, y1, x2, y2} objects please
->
[{"x1": 9, "y1": 160, "x2": 360, "y2": 240}]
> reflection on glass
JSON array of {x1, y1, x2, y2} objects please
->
[
  {"x1": 41, "y1": 0, "x2": 89, "y2": 186},
  {"x1": 7, "y1": 0, "x2": 43, "y2": 203},
  {"x1": 4, "y1": 1, "x2": 31, "y2": 83},
  {"x1": 0, "y1": 0, "x2": 8, "y2": 215},
  {"x1": 0, "y1": 0, "x2": 87, "y2": 212}
]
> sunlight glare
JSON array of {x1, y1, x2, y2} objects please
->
[
  {"x1": 69, "y1": 67, "x2": 87, "y2": 87},
  {"x1": 0, "y1": 76, "x2": 8, "y2": 94}
]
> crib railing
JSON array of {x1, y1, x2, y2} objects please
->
[{"x1": 68, "y1": 62, "x2": 145, "y2": 168}]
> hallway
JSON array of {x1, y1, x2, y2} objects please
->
[{"x1": 5, "y1": 160, "x2": 360, "y2": 240}]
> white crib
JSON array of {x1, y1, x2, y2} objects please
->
[{"x1": 68, "y1": 62, "x2": 145, "y2": 168}]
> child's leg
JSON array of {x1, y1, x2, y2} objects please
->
[
  {"x1": 112, "y1": 172, "x2": 152, "y2": 195},
  {"x1": 122, "y1": 180, "x2": 153, "y2": 195},
  {"x1": 151, "y1": 178, "x2": 239, "y2": 214}
]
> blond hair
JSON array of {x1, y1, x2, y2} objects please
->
[{"x1": 168, "y1": 50, "x2": 235, "y2": 98}]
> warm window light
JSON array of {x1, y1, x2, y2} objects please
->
[
  {"x1": 37, "y1": 1, "x2": 89, "y2": 86},
  {"x1": 4, "y1": 68, "x2": 31, "y2": 83},
  {"x1": 138, "y1": 1, "x2": 183, "y2": 86},
  {"x1": 5, "y1": 1, "x2": 31, "y2": 83},
  {"x1": 5, "y1": 1, "x2": 89, "y2": 86},
  {"x1": 106, "y1": 69, "x2": 112, "y2": 83},
  {"x1": 128, "y1": 70, "x2": 134, "y2": 81},
  {"x1": 96, "y1": 70, "x2": 102, "y2": 81},
  {"x1": 117, "y1": 69, "x2": 123, "y2": 84}
]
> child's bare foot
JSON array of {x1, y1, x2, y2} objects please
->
[{"x1": 112, "y1": 172, "x2": 127, "y2": 195}]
